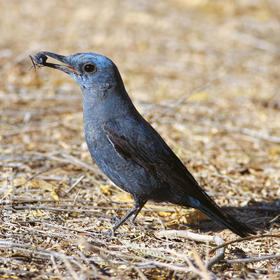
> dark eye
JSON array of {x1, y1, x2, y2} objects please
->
[{"x1": 83, "y1": 63, "x2": 96, "y2": 73}]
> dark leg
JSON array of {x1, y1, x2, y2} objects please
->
[{"x1": 112, "y1": 198, "x2": 146, "y2": 233}]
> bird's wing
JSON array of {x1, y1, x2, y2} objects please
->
[
  {"x1": 103, "y1": 119, "x2": 203, "y2": 198},
  {"x1": 104, "y1": 119, "x2": 256, "y2": 237}
]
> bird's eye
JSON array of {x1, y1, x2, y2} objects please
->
[{"x1": 83, "y1": 63, "x2": 96, "y2": 73}]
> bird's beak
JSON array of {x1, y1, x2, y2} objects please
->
[{"x1": 30, "y1": 51, "x2": 78, "y2": 75}]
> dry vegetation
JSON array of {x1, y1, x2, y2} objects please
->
[{"x1": 1, "y1": 0, "x2": 280, "y2": 279}]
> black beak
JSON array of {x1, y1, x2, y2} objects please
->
[{"x1": 30, "y1": 51, "x2": 78, "y2": 75}]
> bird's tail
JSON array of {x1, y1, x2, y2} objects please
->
[
  {"x1": 185, "y1": 194, "x2": 255, "y2": 237},
  {"x1": 199, "y1": 203, "x2": 255, "y2": 237}
]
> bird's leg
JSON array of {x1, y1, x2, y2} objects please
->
[
  {"x1": 112, "y1": 199, "x2": 146, "y2": 234},
  {"x1": 128, "y1": 204, "x2": 144, "y2": 224}
]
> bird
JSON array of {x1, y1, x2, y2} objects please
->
[{"x1": 31, "y1": 51, "x2": 255, "y2": 237}]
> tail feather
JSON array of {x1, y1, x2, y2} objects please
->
[
  {"x1": 199, "y1": 203, "x2": 255, "y2": 237},
  {"x1": 185, "y1": 195, "x2": 255, "y2": 237}
]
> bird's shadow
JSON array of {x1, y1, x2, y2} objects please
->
[{"x1": 184, "y1": 199, "x2": 280, "y2": 234}]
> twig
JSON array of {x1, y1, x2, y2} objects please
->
[
  {"x1": 224, "y1": 126, "x2": 280, "y2": 144},
  {"x1": 14, "y1": 163, "x2": 68, "y2": 187},
  {"x1": 19, "y1": 226, "x2": 74, "y2": 238},
  {"x1": 270, "y1": 214, "x2": 280, "y2": 223},
  {"x1": 206, "y1": 236, "x2": 225, "y2": 269},
  {"x1": 0, "y1": 93, "x2": 80, "y2": 101},
  {"x1": 50, "y1": 255, "x2": 63, "y2": 279},
  {"x1": 59, "y1": 247, "x2": 81, "y2": 280},
  {"x1": 10, "y1": 204, "x2": 173, "y2": 214},
  {"x1": 133, "y1": 266, "x2": 149, "y2": 280},
  {"x1": 207, "y1": 191, "x2": 263, "y2": 201},
  {"x1": 231, "y1": 31, "x2": 280, "y2": 54},
  {"x1": 0, "y1": 240, "x2": 75, "y2": 260},
  {"x1": 151, "y1": 82, "x2": 212, "y2": 122},
  {"x1": 0, "y1": 269, "x2": 55, "y2": 278},
  {"x1": 209, "y1": 234, "x2": 280, "y2": 254},
  {"x1": 3, "y1": 122, "x2": 60, "y2": 137},
  {"x1": 87, "y1": 239, "x2": 193, "y2": 272},
  {"x1": 108, "y1": 240, "x2": 211, "y2": 277},
  {"x1": 11, "y1": 205, "x2": 101, "y2": 214},
  {"x1": 191, "y1": 248, "x2": 212, "y2": 280},
  {"x1": 61, "y1": 152, "x2": 103, "y2": 175},
  {"x1": 0, "y1": 239, "x2": 110, "y2": 279},
  {"x1": 76, "y1": 250, "x2": 111, "y2": 277},
  {"x1": 32, "y1": 151, "x2": 102, "y2": 175},
  {"x1": 33, "y1": 221, "x2": 107, "y2": 237},
  {"x1": 66, "y1": 175, "x2": 85, "y2": 193},
  {"x1": 172, "y1": 113, "x2": 280, "y2": 145},
  {"x1": 155, "y1": 230, "x2": 225, "y2": 269},
  {"x1": 225, "y1": 254, "x2": 280, "y2": 264},
  {"x1": 143, "y1": 260, "x2": 192, "y2": 273},
  {"x1": 2, "y1": 197, "x2": 176, "y2": 212},
  {"x1": 155, "y1": 229, "x2": 220, "y2": 243},
  {"x1": 200, "y1": 119, "x2": 280, "y2": 144}
]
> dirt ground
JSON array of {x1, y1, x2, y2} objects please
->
[{"x1": 1, "y1": 0, "x2": 280, "y2": 279}]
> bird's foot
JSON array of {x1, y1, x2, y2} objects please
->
[{"x1": 128, "y1": 215, "x2": 137, "y2": 225}]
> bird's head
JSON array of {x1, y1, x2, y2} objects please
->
[{"x1": 31, "y1": 52, "x2": 125, "y2": 100}]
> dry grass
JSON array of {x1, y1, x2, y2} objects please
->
[{"x1": 1, "y1": 0, "x2": 280, "y2": 279}]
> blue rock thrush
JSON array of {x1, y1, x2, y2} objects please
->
[{"x1": 31, "y1": 51, "x2": 255, "y2": 237}]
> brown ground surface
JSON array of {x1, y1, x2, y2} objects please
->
[{"x1": 1, "y1": 0, "x2": 280, "y2": 279}]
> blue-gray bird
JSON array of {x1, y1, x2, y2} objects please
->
[{"x1": 31, "y1": 51, "x2": 255, "y2": 237}]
